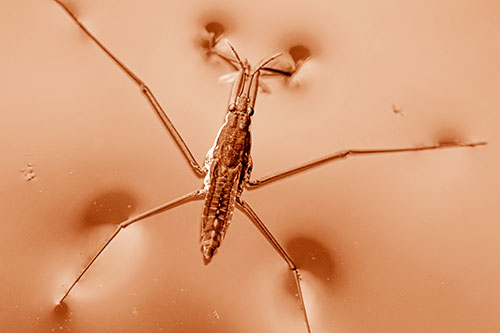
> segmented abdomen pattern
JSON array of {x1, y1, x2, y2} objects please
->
[{"x1": 200, "y1": 166, "x2": 240, "y2": 263}]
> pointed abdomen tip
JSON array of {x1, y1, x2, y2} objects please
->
[{"x1": 202, "y1": 247, "x2": 215, "y2": 265}]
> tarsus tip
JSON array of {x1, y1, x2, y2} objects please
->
[
  {"x1": 458, "y1": 141, "x2": 487, "y2": 147},
  {"x1": 54, "y1": 299, "x2": 66, "y2": 309},
  {"x1": 439, "y1": 141, "x2": 487, "y2": 148}
]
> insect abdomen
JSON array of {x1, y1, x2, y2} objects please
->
[{"x1": 201, "y1": 166, "x2": 241, "y2": 264}]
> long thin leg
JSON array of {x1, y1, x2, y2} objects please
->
[
  {"x1": 58, "y1": 189, "x2": 205, "y2": 304},
  {"x1": 203, "y1": 35, "x2": 294, "y2": 77},
  {"x1": 236, "y1": 198, "x2": 311, "y2": 333},
  {"x1": 53, "y1": 0, "x2": 205, "y2": 176},
  {"x1": 208, "y1": 47, "x2": 293, "y2": 77},
  {"x1": 211, "y1": 50, "x2": 293, "y2": 77},
  {"x1": 247, "y1": 141, "x2": 487, "y2": 189}
]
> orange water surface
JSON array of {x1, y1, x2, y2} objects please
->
[{"x1": 1, "y1": 0, "x2": 499, "y2": 332}]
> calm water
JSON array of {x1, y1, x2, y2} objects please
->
[{"x1": 1, "y1": 0, "x2": 499, "y2": 332}]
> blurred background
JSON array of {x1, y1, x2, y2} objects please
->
[{"x1": 1, "y1": 0, "x2": 499, "y2": 332}]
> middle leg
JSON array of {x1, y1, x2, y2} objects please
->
[{"x1": 246, "y1": 141, "x2": 486, "y2": 189}]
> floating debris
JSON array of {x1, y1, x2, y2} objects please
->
[
  {"x1": 212, "y1": 310, "x2": 220, "y2": 319},
  {"x1": 21, "y1": 163, "x2": 36, "y2": 181},
  {"x1": 392, "y1": 104, "x2": 404, "y2": 115}
]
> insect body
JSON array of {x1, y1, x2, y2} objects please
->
[
  {"x1": 201, "y1": 109, "x2": 251, "y2": 263},
  {"x1": 201, "y1": 48, "x2": 279, "y2": 263}
]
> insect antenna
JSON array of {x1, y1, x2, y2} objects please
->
[
  {"x1": 252, "y1": 52, "x2": 283, "y2": 75},
  {"x1": 225, "y1": 39, "x2": 245, "y2": 69},
  {"x1": 245, "y1": 52, "x2": 284, "y2": 109}
]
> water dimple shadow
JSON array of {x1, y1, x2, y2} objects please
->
[
  {"x1": 281, "y1": 234, "x2": 337, "y2": 300},
  {"x1": 289, "y1": 45, "x2": 311, "y2": 65},
  {"x1": 287, "y1": 235, "x2": 335, "y2": 282},
  {"x1": 79, "y1": 189, "x2": 138, "y2": 229},
  {"x1": 39, "y1": 302, "x2": 73, "y2": 332},
  {"x1": 434, "y1": 127, "x2": 468, "y2": 145}
]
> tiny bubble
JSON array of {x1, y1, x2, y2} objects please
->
[
  {"x1": 212, "y1": 310, "x2": 220, "y2": 319},
  {"x1": 127, "y1": 205, "x2": 132, "y2": 208},
  {"x1": 99, "y1": 284, "x2": 103, "y2": 288}
]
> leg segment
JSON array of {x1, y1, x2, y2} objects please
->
[
  {"x1": 209, "y1": 47, "x2": 294, "y2": 77},
  {"x1": 247, "y1": 141, "x2": 487, "y2": 189},
  {"x1": 236, "y1": 198, "x2": 311, "y2": 333},
  {"x1": 204, "y1": 36, "x2": 294, "y2": 77},
  {"x1": 53, "y1": 0, "x2": 205, "y2": 176},
  {"x1": 58, "y1": 189, "x2": 205, "y2": 304}
]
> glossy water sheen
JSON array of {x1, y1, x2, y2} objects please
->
[{"x1": 1, "y1": 0, "x2": 499, "y2": 332}]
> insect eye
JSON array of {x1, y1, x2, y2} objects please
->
[
  {"x1": 247, "y1": 107, "x2": 254, "y2": 116},
  {"x1": 228, "y1": 104, "x2": 236, "y2": 112}
]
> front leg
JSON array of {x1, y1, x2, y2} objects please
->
[{"x1": 246, "y1": 141, "x2": 486, "y2": 189}]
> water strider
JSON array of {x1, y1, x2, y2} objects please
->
[{"x1": 53, "y1": 1, "x2": 486, "y2": 332}]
